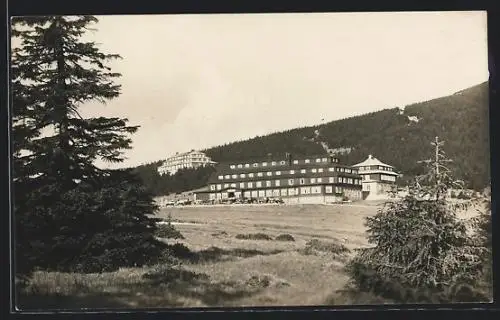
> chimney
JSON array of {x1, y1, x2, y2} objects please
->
[{"x1": 286, "y1": 152, "x2": 293, "y2": 166}]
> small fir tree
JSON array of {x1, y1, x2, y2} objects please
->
[{"x1": 346, "y1": 137, "x2": 488, "y2": 303}]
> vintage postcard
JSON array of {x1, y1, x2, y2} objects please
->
[{"x1": 10, "y1": 12, "x2": 491, "y2": 310}]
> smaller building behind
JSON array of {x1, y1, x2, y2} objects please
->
[{"x1": 158, "y1": 150, "x2": 216, "y2": 176}]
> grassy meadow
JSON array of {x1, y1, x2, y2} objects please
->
[{"x1": 17, "y1": 201, "x2": 480, "y2": 310}]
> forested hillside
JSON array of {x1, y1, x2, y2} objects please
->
[
  {"x1": 202, "y1": 82, "x2": 490, "y2": 190},
  {"x1": 132, "y1": 163, "x2": 216, "y2": 196},
  {"x1": 133, "y1": 82, "x2": 489, "y2": 194}
]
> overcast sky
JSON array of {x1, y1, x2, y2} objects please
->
[{"x1": 76, "y1": 11, "x2": 488, "y2": 168}]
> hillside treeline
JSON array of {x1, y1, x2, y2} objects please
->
[
  {"x1": 202, "y1": 82, "x2": 489, "y2": 190},
  {"x1": 132, "y1": 163, "x2": 216, "y2": 196}
]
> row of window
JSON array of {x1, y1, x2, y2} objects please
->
[
  {"x1": 210, "y1": 177, "x2": 361, "y2": 191},
  {"x1": 218, "y1": 167, "x2": 358, "y2": 180},
  {"x1": 358, "y1": 165, "x2": 393, "y2": 172},
  {"x1": 362, "y1": 174, "x2": 397, "y2": 182},
  {"x1": 229, "y1": 157, "x2": 340, "y2": 170},
  {"x1": 164, "y1": 158, "x2": 210, "y2": 164},
  {"x1": 209, "y1": 186, "x2": 347, "y2": 199}
]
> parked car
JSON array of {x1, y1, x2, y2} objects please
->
[
  {"x1": 165, "y1": 200, "x2": 175, "y2": 206},
  {"x1": 175, "y1": 199, "x2": 191, "y2": 206}
]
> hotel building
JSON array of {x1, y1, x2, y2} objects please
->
[
  {"x1": 158, "y1": 150, "x2": 217, "y2": 176},
  {"x1": 352, "y1": 154, "x2": 399, "y2": 200},
  {"x1": 195, "y1": 154, "x2": 363, "y2": 204}
]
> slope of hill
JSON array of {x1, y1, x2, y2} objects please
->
[
  {"x1": 202, "y1": 82, "x2": 489, "y2": 190},
  {"x1": 133, "y1": 82, "x2": 490, "y2": 194}
]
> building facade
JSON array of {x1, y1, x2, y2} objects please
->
[
  {"x1": 196, "y1": 154, "x2": 363, "y2": 204},
  {"x1": 352, "y1": 154, "x2": 399, "y2": 200},
  {"x1": 158, "y1": 150, "x2": 216, "y2": 176}
]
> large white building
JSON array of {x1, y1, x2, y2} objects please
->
[
  {"x1": 352, "y1": 155, "x2": 399, "y2": 200},
  {"x1": 158, "y1": 150, "x2": 216, "y2": 176}
]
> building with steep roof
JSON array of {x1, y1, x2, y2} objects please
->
[
  {"x1": 195, "y1": 153, "x2": 363, "y2": 204},
  {"x1": 351, "y1": 154, "x2": 399, "y2": 200},
  {"x1": 158, "y1": 150, "x2": 216, "y2": 176}
]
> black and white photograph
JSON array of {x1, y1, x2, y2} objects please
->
[{"x1": 10, "y1": 11, "x2": 492, "y2": 310}]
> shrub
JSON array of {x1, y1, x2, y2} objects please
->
[
  {"x1": 275, "y1": 234, "x2": 295, "y2": 242},
  {"x1": 301, "y1": 239, "x2": 349, "y2": 256},
  {"x1": 245, "y1": 275, "x2": 271, "y2": 288},
  {"x1": 155, "y1": 214, "x2": 184, "y2": 239},
  {"x1": 166, "y1": 243, "x2": 194, "y2": 260},
  {"x1": 235, "y1": 233, "x2": 273, "y2": 241}
]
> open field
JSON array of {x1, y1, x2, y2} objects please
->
[{"x1": 17, "y1": 201, "x2": 482, "y2": 310}]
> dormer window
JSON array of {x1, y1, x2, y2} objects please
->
[
  {"x1": 237, "y1": 164, "x2": 243, "y2": 168},
  {"x1": 257, "y1": 172, "x2": 263, "y2": 177},
  {"x1": 253, "y1": 163, "x2": 259, "y2": 167},
  {"x1": 218, "y1": 175, "x2": 223, "y2": 180},
  {"x1": 322, "y1": 158, "x2": 328, "y2": 162},
  {"x1": 316, "y1": 158, "x2": 321, "y2": 163},
  {"x1": 230, "y1": 165, "x2": 236, "y2": 169},
  {"x1": 305, "y1": 159, "x2": 310, "y2": 164},
  {"x1": 224, "y1": 175, "x2": 230, "y2": 179},
  {"x1": 262, "y1": 162, "x2": 268, "y2": 167},
  {"x1": 271, "y1": 161, "x2": 277, "y2": 166},
  {"x1": 311, "y1": 168, "x2": 317, "y2": 173},
  {"x1": 280, "y1": 160, "x2": 286, "y2": 165},
  {"x1": 245, "y1": 164, "x2": 250, "y2": 168},
  {"x1": 293, "y1": 160, "x2": 299, "y2": 164}
]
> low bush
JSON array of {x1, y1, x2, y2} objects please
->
[
  {"x1": 301, "y1": 239, "x2": 350, "y2": 256},
  {"x1": 155, "y1": 224, "x2": 184, "y2": 239},
  {"x1": 166, "y1": 243, "x2": 194, "y2": 260},
  {"x1": 155, "y1": 214, "x2": 184, "y2": 239},
  {"x1": 275, "y1": 234, "x2": 295, "y2": 242},
  {"x1": 211, "y1": 231, "x2": 228, "y2": 237},
  {"x1": 235, "y1": 233, "x2": 273, "y2": 241},
  {"x1": 245, "y1": 275, "x2": 271, "y2": 288}
]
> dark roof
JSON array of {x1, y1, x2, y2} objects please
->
[
  {"x1": 213, "y1": 156, "x2": 349, "y2": 174},
  {"x1": 219, "y1": 153, "x2": 337, "y2": 167}
]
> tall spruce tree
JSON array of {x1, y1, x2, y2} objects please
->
[
  {"x1": 345, "y1": 137, "x2": 488, "y2": 303},
  {"x1": 12, "y1": 16, "x2": 166, "y2": 275}
]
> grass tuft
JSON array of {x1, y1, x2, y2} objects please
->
[
  {"x1": 300, "y1": 239, "x2": 350, "y2": 256},
  {"x1": 275, "y1": 234, "x2": 295, "y2": 242},
  {"x1": 235, "y1": 233, "x2": 273, "y2": 241}
]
